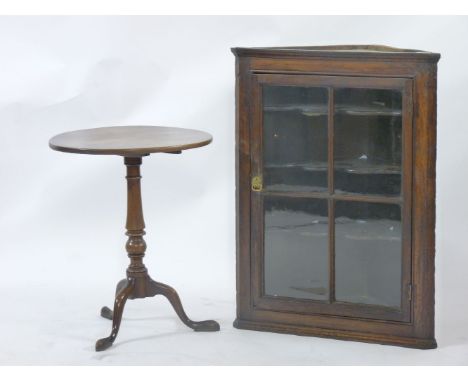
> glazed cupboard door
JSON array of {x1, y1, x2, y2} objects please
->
[{"x1": 250, "y1": 74, "x2": 413, "y2": 322}]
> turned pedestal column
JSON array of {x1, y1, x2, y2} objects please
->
[{"x1": 96, "y1": 156, "x2": 219, "y2": 351}]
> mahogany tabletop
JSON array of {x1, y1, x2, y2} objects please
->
[{"x1": 49, "y1": 125, "x2": 212, "y2": 156}]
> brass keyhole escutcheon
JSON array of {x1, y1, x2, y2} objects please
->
[{"x1": 251, "y1": 176, "x2": 263, "y2": 192}]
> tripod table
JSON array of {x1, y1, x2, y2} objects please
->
[{"x1": 49, "y1": 125, "x2": 220, "y2": 351}]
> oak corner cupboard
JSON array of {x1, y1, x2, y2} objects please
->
[{"x1": 232, "y1": 45, "x2": 440, "y2": 349}]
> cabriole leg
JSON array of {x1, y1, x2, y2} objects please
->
[
  {"x1": 100, "y1": 278, "x2": 128, "y2": 320},
  {"x1": 147, "y1": 278, "x2": 220, "y2": 332},
  {"x1": 95, "y1": 279, "x2": 134, "y2": 351}
]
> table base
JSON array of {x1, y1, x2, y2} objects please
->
[{"x1": 95, "y1": 156, "x2": 219, "y2": 352}]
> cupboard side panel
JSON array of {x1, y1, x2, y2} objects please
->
[
  {"x1": 412, "y1": 63, "x2": 437, "y2": 342},
  {"x1": 235, "y1": 57, "x2": 253, "y2": 321}
]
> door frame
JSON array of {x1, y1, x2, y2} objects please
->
[{"x1": 249, "y1": 73, "x2": 413, "y2": 322}]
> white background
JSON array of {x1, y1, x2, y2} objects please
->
[{"x1": 0, "y1": 16, "x2": 467, "y2": 365}]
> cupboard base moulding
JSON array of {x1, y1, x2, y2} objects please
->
[{"x1": 233, "y1": 318, "x2": 437, "y2": 349}]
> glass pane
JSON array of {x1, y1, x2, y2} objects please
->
[
  {"x1": 335, "y1": 201, "x2": 402, "y2": 309},
  {"x1": 264, "y1": 197, "x2": 328, "y2": 300},
  {"x1": 263, "y1": 85, "x2": 328, "y2": 192},
  {"x1": 334, "y1": 88, "x2": 402, "y2": 196}
]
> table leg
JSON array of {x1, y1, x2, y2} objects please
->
[
  {"x1": 146, "y1": 278, "x2": 220, "y2": 332},
  {"x1": 100, "y1": 278, "x2": 127, "y2": 320},
  {"x1": 96, "y1": 279, "x2": 134, "y2": 351}
]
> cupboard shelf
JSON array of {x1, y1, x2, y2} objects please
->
[
  {"x1": 264, "y1": 103, "x2": 402, "y2": 117},
  {"x1": 266, "y1": 161, "x2": 401, "y2": 175}
]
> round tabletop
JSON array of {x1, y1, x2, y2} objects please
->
[{"x1": 49, "y1": 126, "x2": 212, "y2": 156}]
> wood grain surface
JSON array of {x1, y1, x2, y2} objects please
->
[{"x1": 49, "y1": 125, "x2": 212, "y2": 156}]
